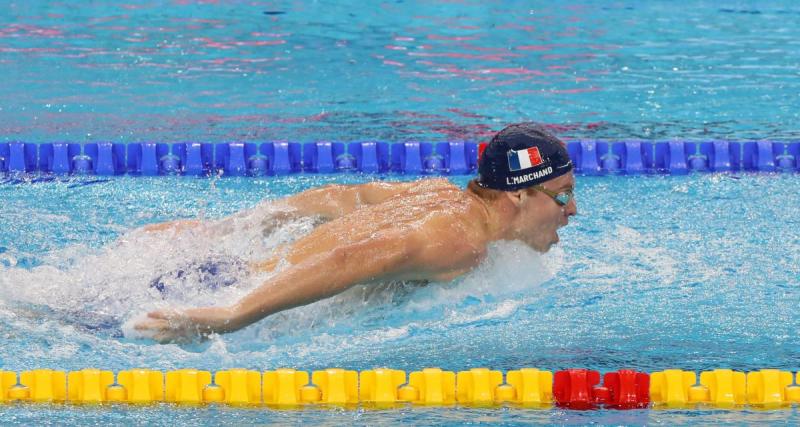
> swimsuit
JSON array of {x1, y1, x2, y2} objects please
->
[{"x1": 148, "y1": 256, "x2": 248, "y2": 298}]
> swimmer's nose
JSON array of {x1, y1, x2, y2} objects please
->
[{"x1": 565, "y1": 196, "x2": 577, "y2": 218}]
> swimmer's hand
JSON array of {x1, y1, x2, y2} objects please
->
[{"x1": 133, "y1": 307, "x2": 235, "y2": 344}]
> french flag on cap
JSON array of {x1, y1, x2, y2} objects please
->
[{"x1": 507, "y1": 146, "x2": 544, "y2": 171}]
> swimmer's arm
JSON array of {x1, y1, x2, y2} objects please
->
[
  {"x1": 133, "y1": 232, "x2": 420, "y2": 341},
  {"x1": 135, "y1": 232, "x2": 417, "y2": 340},
  {"x1": 223, "y1": 232, "x2": 415, "y2": 332},
  {"x1": 284, "y1": 182, "x2": 414, "y2": 220},
  {"x1": 134, "y1": 222, "x2": 475, "y2": 342}
]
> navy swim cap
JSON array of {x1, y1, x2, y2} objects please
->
[{"x1": 477, "y1": 123, "x2": 573, "y2": 191}]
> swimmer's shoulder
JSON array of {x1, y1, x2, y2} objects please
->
[
  {"x1": 411, "y1": 216, "x2": 489, "y2": 276},
  {"x1": 404, "y1": 177, "x2": 460, "y2": 193},
  {"x1": 368, "y1": 178, "x2": 469, "y2": 213}
]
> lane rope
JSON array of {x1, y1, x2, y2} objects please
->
[
  {"x1": 1, "y1": 367, "x2": 798, "y2": 409},
  {"x1": 0, "y1": 141, "x2": 797, "y2": 176}
]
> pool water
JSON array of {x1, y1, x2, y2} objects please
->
[
  {"x1": 1, "y1": 173, "x2": 800, "y2": 423},
  {"x1": 3, "y1": 0, "x2": 800, "y2": 424},
  {"x1": 1, "y1": 1, "x2": 800, "y2": 142}
]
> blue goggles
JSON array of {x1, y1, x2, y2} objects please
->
[{"x1": 533, "y1": 185, "x2": 574, "y2": 207}]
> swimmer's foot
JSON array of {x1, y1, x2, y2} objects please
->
[{"x1": 133, "y1": 307, "x2": 235, "y2": 344}]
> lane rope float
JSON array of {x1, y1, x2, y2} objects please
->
[
  {"x1": 0, "y1": 141, "x2": 797, "y2": 176},
  {"x1": 1, "y1": 367, "x2": 799, "y2": 409}
]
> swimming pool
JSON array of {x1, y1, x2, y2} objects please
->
[
  {"x1": 2, "y1": 173, "x2": 800, "y2": 423},
  {"x1": 2, "y1": 0, "x2": 800, "y2": 424},
  {"x1": 2, "y1": 1, "x2": 800, "y2": 143}
]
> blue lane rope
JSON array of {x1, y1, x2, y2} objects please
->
[{"x1": 0, "y1": 141, "x2": 798, "y2": 176}]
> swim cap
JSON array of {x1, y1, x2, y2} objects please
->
[{"x1": 477, "y1": 123, "x2": 573, "y2": 191}]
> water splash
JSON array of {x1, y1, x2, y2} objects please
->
[{"x1": 0, "y1": 202, "x2": 316, "y2": 336}]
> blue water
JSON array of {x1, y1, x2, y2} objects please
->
[
  {"x1": 1, "y1": 1, "x2": 800, "y2": 142},
  {"x1": 2, "y1": 173, "x2": 800, "y2": 424},
  {"x1": 3, "y1": 0, "x2": 800, "y2": 424}
]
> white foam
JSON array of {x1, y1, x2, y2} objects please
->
[{"x1": 0, "y1": 202, "x2": 316, "y2": 334}]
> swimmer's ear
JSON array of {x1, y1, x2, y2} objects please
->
[{"x1": 504, "y1": 190, "x2": 525, "y2": 208}]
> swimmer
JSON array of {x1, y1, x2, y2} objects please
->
[{"x1": 134, "y1": 122, "x2": 578, "y2": 342}]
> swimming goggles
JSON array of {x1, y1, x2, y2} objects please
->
[{"x1": 533, "y1": 185, "x2": 574, "y2": 207}]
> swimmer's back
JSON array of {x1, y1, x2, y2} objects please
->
[{"x1": 271, "y1": 178, "x2": 488, "y2": 277}]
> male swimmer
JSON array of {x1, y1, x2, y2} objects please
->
[{"x1": 134, "y1": 122, "x2": 577, "y2": 342}]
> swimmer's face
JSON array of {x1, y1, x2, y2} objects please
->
[{"x1": 511, "y1": 172, "x2": 577, "y2": 252}]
